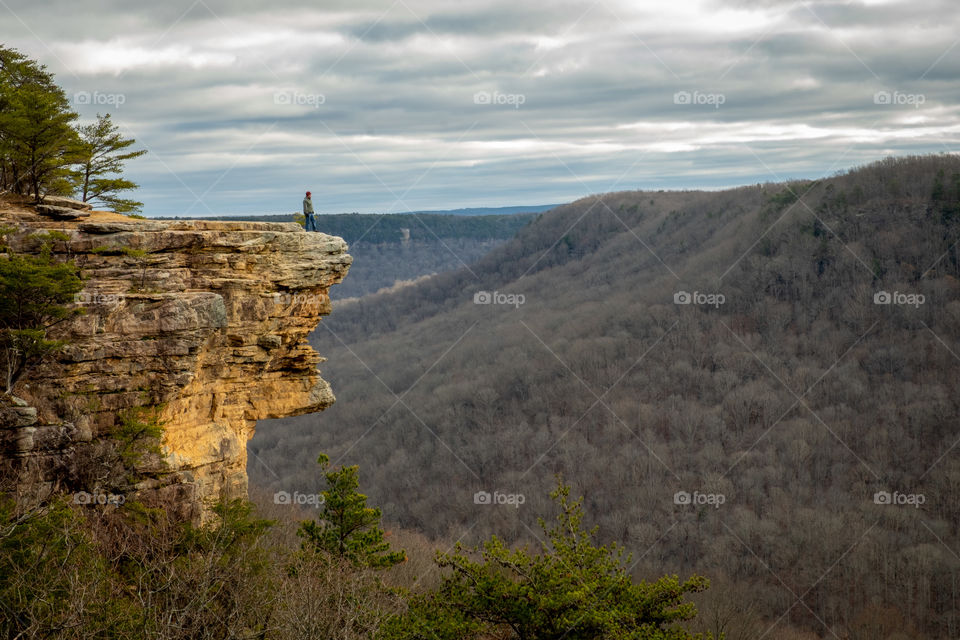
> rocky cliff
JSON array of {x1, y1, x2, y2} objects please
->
[{"x1": 0, "y1": 199, "x2": 350, "y2": 520}]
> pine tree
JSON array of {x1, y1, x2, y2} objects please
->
[
  {"x1": 75, "y1": 114, "x2": 146, "y2": 213},
  {"x1": 0, "y1": 46, "x2": 79, "y2": 199},
  {"x1": 0, "y1": 230, "x2": 83, "y2": 393},
  {"x1": 298, "y1": 453, "x2": 406, "y2": 569},
  {"x1": 379, "y1": 479, "x2": 715, "y2": 640}
]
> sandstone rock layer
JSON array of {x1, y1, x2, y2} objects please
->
[{"x1": 0, "y1": 204, "x2": 350, "y2": 517}]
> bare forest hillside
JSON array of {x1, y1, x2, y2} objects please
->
[{"x1": 251, "y1": 155, "x2": 960, "y2": 639}]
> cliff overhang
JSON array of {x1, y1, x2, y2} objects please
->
[{"x1": 0, "y1": 200, "x2": 351, "y2": 519}]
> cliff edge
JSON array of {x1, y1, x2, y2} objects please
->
[{"x1": 0, "y1": 199, "x2": 351, "y2": 519}]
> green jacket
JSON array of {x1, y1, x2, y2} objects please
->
[{"x1": 303, "y1": 196, "x2": 315, "y2": 215}]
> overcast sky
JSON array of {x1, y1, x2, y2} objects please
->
[{"x1": 2, "y1": 0, "x2": 959, "y2": 215}]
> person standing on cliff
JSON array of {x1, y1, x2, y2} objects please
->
[{"x1": 303, "y1": 191, "x2": 318, "y2": 232}]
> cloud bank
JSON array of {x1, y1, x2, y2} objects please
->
[{"x1": 2, "y1": 0, "x2": 958, "y2": 215}]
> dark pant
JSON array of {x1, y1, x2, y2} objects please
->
[{"x1": 305, "y1": 213, "x2": 317, "y2": 231}]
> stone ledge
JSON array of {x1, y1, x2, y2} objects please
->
[
  {"x1": 36, "y1": 204, "x2": 92, "y2": 219},
  {"x1": 40, "y1": 196, "x2": 93, "y2": 211}
]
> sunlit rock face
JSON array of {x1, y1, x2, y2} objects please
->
[{"x1": 0, "y1": 202, "x2": 350, "y2": 520}]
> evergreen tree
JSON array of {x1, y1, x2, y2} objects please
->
[
  {"x1": 0, "y1": 46, "x2": 79, "y2": 199},
  {"x1": 75, "y1": 113, "x2": 146, "y2": 213},
  {"x1": 298, "y1": 453, "x2": 406, "y2": 569},
  {"x1": 0, "y1": 496, "x2": 111, "y2": 636},
  {"x1": 380, "y1": 480, "x2": 714, "y2": 640},
  {"x1": 0, "y1": 230, "x2": 83, "y2": 393}
]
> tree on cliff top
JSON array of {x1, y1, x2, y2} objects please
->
[
  {"x1": 379, "y1": 479, "x2": 714, "y2": 640},
  {"x1": 298, "y1": 453, "x2": 407, "y2": 569},
  {"x1": 0, "y1": 46, "x2": 146, "y2": 213},
  {"x1": 0, "y1": 230, "x2": 83, "y2": 393},
  {"x1": 0, "y1": 46, "x2": 79, "y2": 200},
  {"x1": 75, "y1": 114, "x2": 147, "y2": 213}
]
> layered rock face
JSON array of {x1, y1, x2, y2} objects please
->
[{"x1": 0, "y1": 202, "x2": 350, "y2": 519}]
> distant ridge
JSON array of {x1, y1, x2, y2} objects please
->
[
  {"x1": 153, "y1": 203, "x2": 562, "y2": 221},
  {"x1": 406, "y1": 204, "x2": 562, "y2": 216}
]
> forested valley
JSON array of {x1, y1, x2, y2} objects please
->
[{"x1": 252, "y1": 155, "x2": 960, "y2": 639}]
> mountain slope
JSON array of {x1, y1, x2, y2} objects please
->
[{"x1": 252, "y1": 155, "x2": 960, "y2": 639}]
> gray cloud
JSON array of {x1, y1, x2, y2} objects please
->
[{"x1": 1, "y1": 0, "x2": 958, "y2": 215}]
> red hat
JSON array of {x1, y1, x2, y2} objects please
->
[{"x1": 306, "y1": 191, "x2": 311, "y2": 196}]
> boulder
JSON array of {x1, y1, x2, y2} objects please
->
[
  {"x1": 40, "y1": 196, "x2": 93, "y2": 211},
  {"x1": 36, "y1": 204, "x2": 91, "y2": 219}
]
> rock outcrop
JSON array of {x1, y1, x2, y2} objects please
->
[{"x1": 0, "y1": 201, "x2": 350, "y2": 519}]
